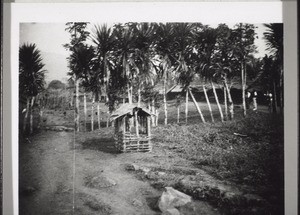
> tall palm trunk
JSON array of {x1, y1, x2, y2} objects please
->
[
  {"x1": 75, "y1": 78, "x2": 80, "y2": 131},
  {"x1": 29, "y1": 96, "x2": 35, "y2": 134},
  {"x1": 106, "y1": 97, "x2": 109, "y2": 128},
  {"x1": 91, "y1": 94, "x2": 95, "y2": 131},
  {"x1": 241, "y1": 62, "x2": 247, "y2": 117},
  {"x1": 224, "y1": 80, "x2": 234, "y2": 120},
  {"x1": 163, "y1": 74, "x2": 168, "y2": 125},
  {"x1": 211, "y1": 81, "x2": 224, "y2": 122},
  {"x1": 224, "y1": 87, "x2": 228, "y2": 120},
  {"x1": 97, "y1": 99, "x2": 101, "y2": 130},
  {"x1": 203, "y1": 85, "x2": 214, "y2": 123},
  {"x1": 83, "y1": 92, "x2": 87, "y2": 131},
  {"x1": 23, "y1": 97, "x2": 30, "y2": 133},
  {"x1": 188, "y1": 88, "x2": 205, "y2": 123},
  {"x1": 185, "y1": 90, "x2": 189, "y2": 124}
]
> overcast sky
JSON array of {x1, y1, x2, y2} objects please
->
[{"x1": 20, "y1": 23, "x2": 271, "y2": 84}]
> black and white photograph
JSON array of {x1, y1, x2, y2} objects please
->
[
  {"x1": 18, "y1": 20, "x2": 284, "y2": 215},
  {"x1": 1, "y1": 1, "x2": 295, "y2": 215}
]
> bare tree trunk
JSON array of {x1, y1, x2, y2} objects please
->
[
  {"x1": 163, "y1": 74, "x2": 168, "y2": 125},
  {"x1": 185, "y1": 90, "x2": 188, "y2": 124},
  {"x1": 241, "y1": 62, "x2": 247, "y2": 117},
  {"x1": 91, "y1": 94, "x2": 95, "y2": 131},
  {"x1": 97, "y1": 100, "x2": 101, "y2": 130},
  {"x1": 75, "y1": 78, "x2": 80, "y2": 131},
  {"x1": 203, "y1": 85, "x2": 214, "y2": 123},
  {"x1": 30, "y1": 96, "x2": 35, "y2": 134},
  {"x1": 84, "y1": 92, "x2": 87, "y2": 131},
  {"x1": 23, "y1": 97, "x2": 30, "y2": 133},
  {"x1": 188, "y1": 88, "x2": 205, "y2": 123},
  {"x1": 211, "y1": 82, "x2": 224, "y2": 122},
  {"x1": 224, "y1": 80, "x2": 234, "y2": 120}
]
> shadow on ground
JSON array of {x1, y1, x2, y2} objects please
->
[{"x1": 81, "y1": 138, "x2": 119, "y2": 154}]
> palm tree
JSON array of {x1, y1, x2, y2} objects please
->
[
  {"x1": 173, "y1": 23, "x2": 206, "y2": 124},
  {"x1": 155, "y1": 23, "x2": 176, "y2": 125},
  {"x1": 131, "y1": 22, "x2": 157, "y2": 108},
  {"x1": 213, "y1": 24, "x2": 238, "y2": 120},
  {"x1": 64, "y1": 22, "x2": 90, "y2": 132},
  {"x1": 19, "y1": 43, "x2": 46, "y2": 134},
  {"x1": 91, "y1": 24, "x2": 115, "y2": 101},
  {"x1": 113, "y1": 23, "x2": 136, "y2": 104},
  {"x1": 264, "y1": 23, "x2": 283, "y2": 111},
  {"x1": 91, "y1": 24, "x2": 116, "y2": 127},
  {"x1": 193, "y1": 26, "x2": 218, "y2": 122},
  {"x1": 232, "y1": 23, "x2": 256, "y2": 117},
  {"x1": 73, "y1": 44, "x2": 96, "y2": 131}
]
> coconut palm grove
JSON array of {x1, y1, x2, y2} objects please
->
[{"x1": 19, "y1": 22, "x2": 284, "y2": 215}]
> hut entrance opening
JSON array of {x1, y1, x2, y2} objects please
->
[{"x1": 111, "y1": 104, "x2": 152, "y2": 152}]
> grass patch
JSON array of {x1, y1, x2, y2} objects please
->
[{"x1": 153, "y1": 112, "x2": 284, "y2": 188}]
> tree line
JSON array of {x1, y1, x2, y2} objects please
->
[{"x1": 19, "y1": 22, "x2": 283, "y2": 134}]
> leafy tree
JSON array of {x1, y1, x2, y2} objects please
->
[
  {"x1": 48, "y1": 80, "x2": 66, "y2": 90},
  {"x1": 19, "y1": 43, "x2": 46, "y2": 134}
]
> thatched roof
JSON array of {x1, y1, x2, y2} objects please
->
[{"x1": 110, "y1": 104, "x2": 153, "y2": 121}]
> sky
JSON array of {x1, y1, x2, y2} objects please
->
[{"x1": 20, "y1": 23, "x2": 270, "y2": 84}]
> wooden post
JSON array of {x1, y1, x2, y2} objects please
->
[
  {"x1": 147, "y1": 116, "x2": 151, "y2": 137},
  {"x1": 135, "y1": 110, "x2": 139, "y2": 137}
]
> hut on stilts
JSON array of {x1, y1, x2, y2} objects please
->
[{"x1": 110, "y1": 104, "x2": 153, "y2": 152}]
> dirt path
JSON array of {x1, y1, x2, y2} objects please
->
[{"x1": 19, "y1": 133, "x2": 161, "y2": 214}]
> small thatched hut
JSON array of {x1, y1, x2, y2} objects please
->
[{"x1": 110, "y1": 104, "x2": 153, "y2": 152}]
